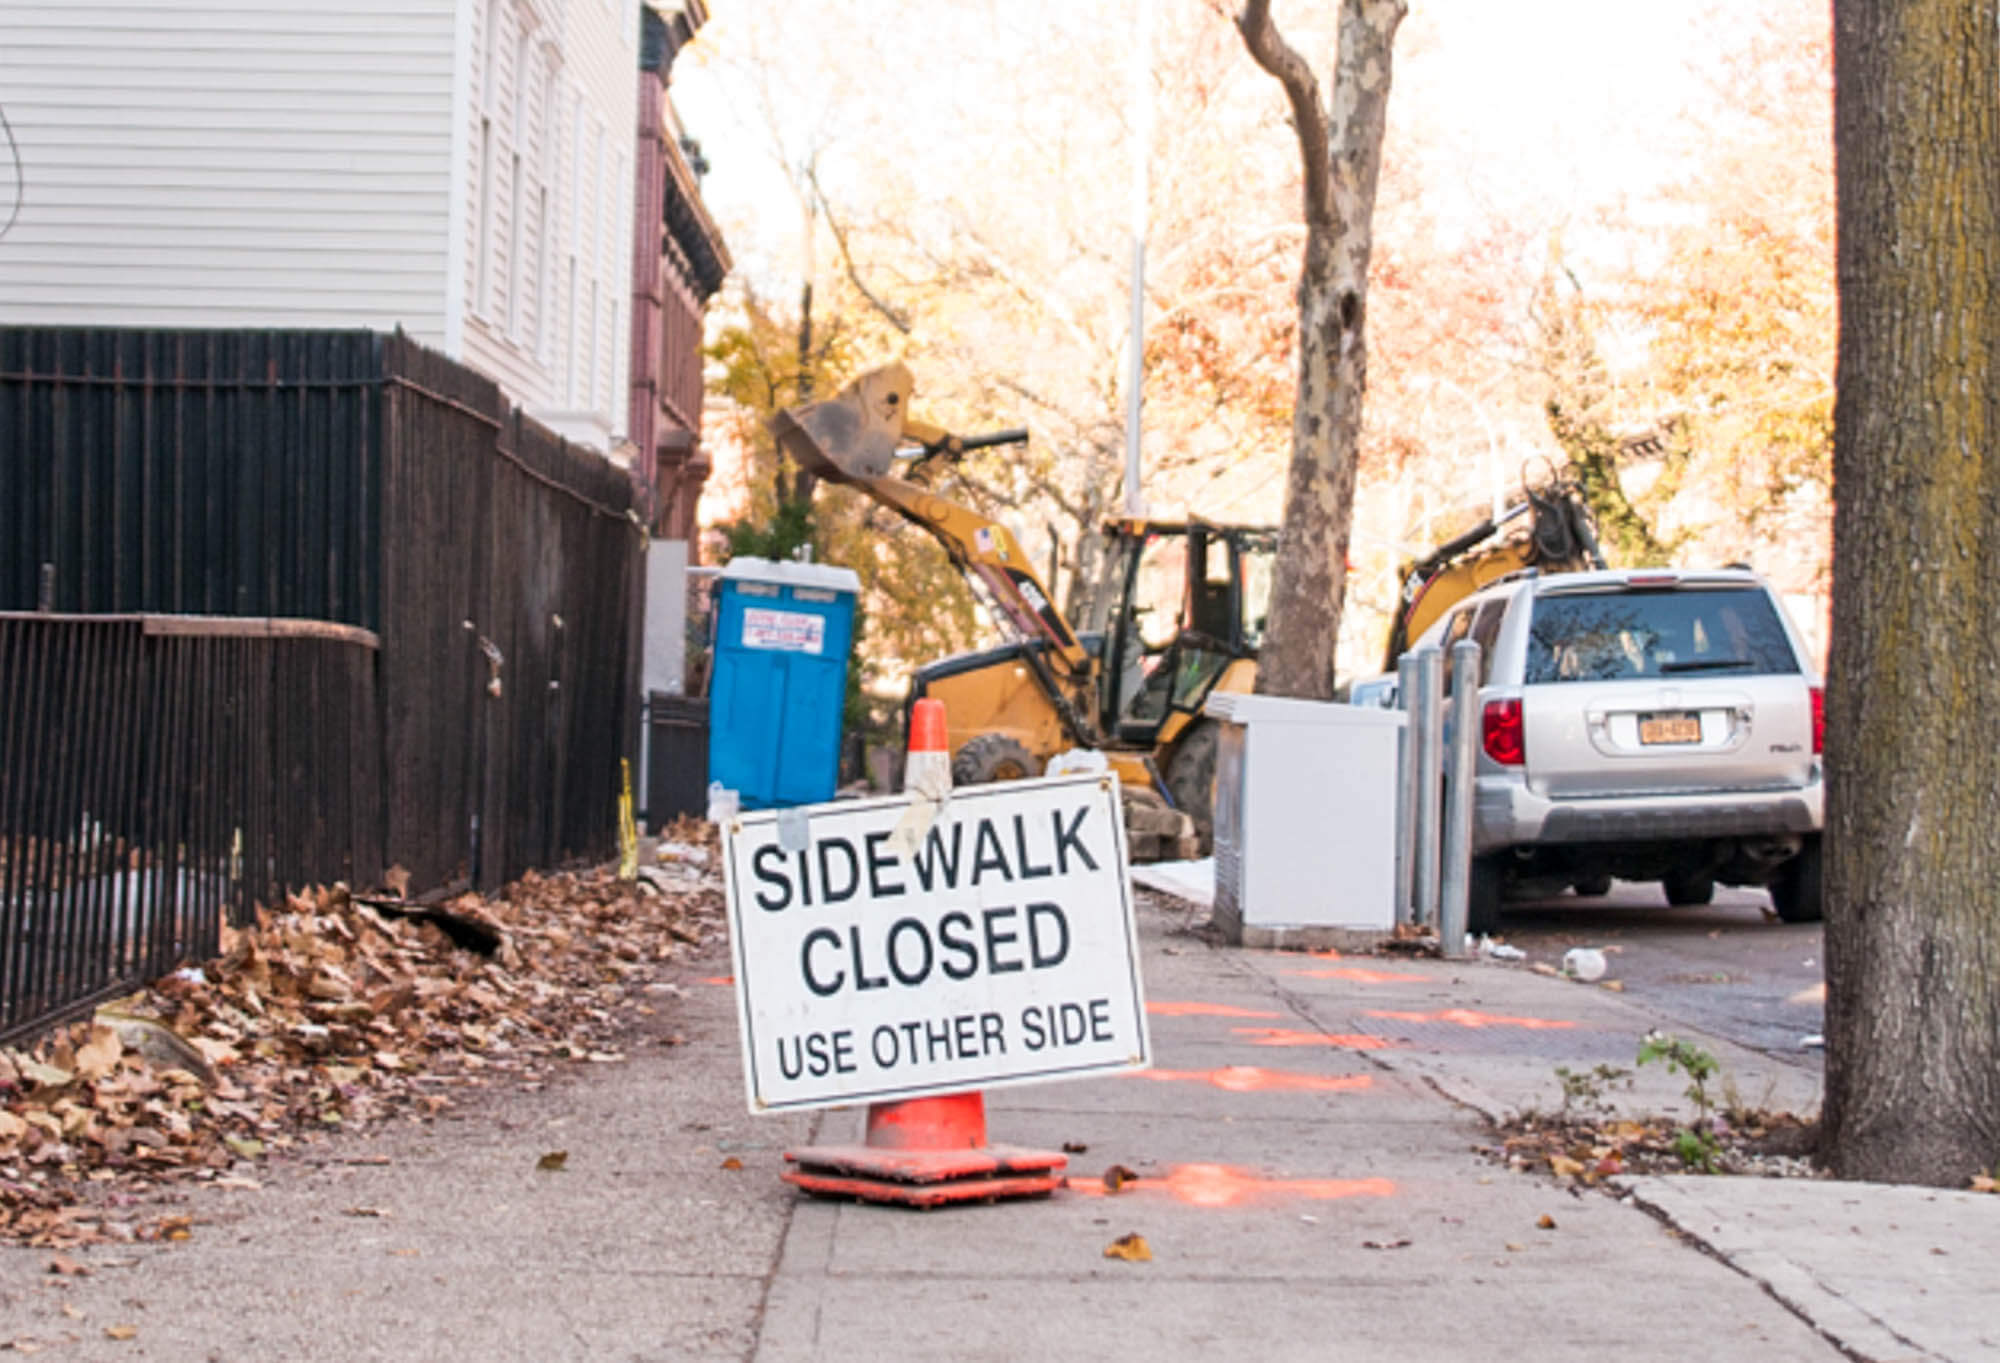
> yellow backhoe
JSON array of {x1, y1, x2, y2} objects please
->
[
  {"x1": 1379, "y1": 474, "x2": 1605, "y2": 674},
  {"x1": 772, "y1": 364, "x2": 1276, "y2": 853}
]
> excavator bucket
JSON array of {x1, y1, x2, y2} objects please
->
[{"x1": 770, "y1": 363, "x2": 916, "y2": 483}]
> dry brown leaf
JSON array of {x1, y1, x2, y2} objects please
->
[
  {"x1": 1537, "y1": 1214, "x2": 1557, "y2": 1230},
  {"x1": 1101, "y1": 1164, "x2": 1139, "y2": 1193},
  {"x1": 72, "y1": 1026, "x2": 123, "y2": 1080},
  {"x1": 342, "y1": 1207, "x2": 389, "y2": 1219},
  {"x1": 1361, "y1": 1238, "x2": 1412, "y2": 1250},
  {"x1": 58, "y1": 1305, "x2": 83, "y2": 1322},
  {"x1": 1971, "y1": 1172, "x2": 1998, "y2": 1194},
  {"x1": 3, "y1": 861, "x2": 728, "y2": 1249},
  {"x1": 1103, "y1": 1232, "x2": 1152, "y2": 1262},
  {"x1": 46, "y1": 1255, "x2": 91, "y2": 1277},
  {"x1": 720, "y1": 1157, "x2": 743, "y2": 1171},
  {"x1": 537, "y1": 1151, "x2": 569, "y2": 1172},
  {"x1": 104, "y1": 1325, "x2": 138, "y2": 1341},
  {"x1": 1061, "y1": 1140, "x2": 1088, "y2": 1154},
  {"x1": 1547, "y1": 1155, "x2": 1585, "y2": 1178}
]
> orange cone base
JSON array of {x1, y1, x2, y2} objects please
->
[
  {"x1": 782, "y1": 1093, "x2": 1066, "y2": 1208},
  {"x1": 782, "y1": 1144, "x2": 1066, "y2": 1208}
]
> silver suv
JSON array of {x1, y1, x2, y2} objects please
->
[{"x1": 1413, "y1": 567, "x2": 1823, "y2": 931}]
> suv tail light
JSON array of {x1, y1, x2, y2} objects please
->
[
  {"x1": 1810, "y1": 685, "x2": 1824, "y2": 755},
  {"x1": 1482, "y1": 698, "x2": 1524, "y2": 766}
]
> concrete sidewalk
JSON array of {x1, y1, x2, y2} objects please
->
[{"x1": 3, "y1": 888, "x2": 1993, "y2": 1362}]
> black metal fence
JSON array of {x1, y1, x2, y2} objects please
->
[
  {"x1": 0, "y1": 327, "x2": 646, "y2": 1040},
  {"x1": 0, "y1": 614, "x2": 381, "y2": 1042}
]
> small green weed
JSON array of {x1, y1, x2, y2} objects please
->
[
  {"x1": 1637, "y1": 1032, "x2": 1720, "y2": 1122},
  {"x1": 1639, "y1": 1032, "x2": 1726, "y2": 1172},
  {"x1": 1554, "y1": 1063, "x2": 1632, "y2": 1116}
]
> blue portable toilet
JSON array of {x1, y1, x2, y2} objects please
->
[{"x1": 708, "y1": 557, "x2": 862, "y2": 809}]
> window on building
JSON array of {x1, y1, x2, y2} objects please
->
[
  {"x1": 587, "y1": 279, "x2": 601, "y2": 410},
  {"x1": 565, "y1": 254, "x2": 580, "y2": 403},
  {"x1": 475, "y1": 118, "x2": 494, "y2": 317}
]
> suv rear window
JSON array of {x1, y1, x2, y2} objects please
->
[{"x1": 1525, "y1": 587, "x2": 1800, "y2": 684}]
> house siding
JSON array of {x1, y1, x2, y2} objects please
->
[
  {"x1": 459, "y1": 0, "x2": 636, "y2": 449},
  {"x1": 0, "y1": 1, "x2": 458, "y2": 342}
]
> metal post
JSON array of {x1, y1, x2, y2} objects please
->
[
  {"x1": 1393, "y1": 652, "x2": 1420, "y2": 925},
  {"x1": 1438, "y1": 640, "x2": 1481, "y2": 956},
  {"x1": 1409, "y1": 646, "x2": 1444, "y2": 929}
]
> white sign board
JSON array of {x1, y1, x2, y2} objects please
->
[
  {"x1": 741, "y1": 607, "x2": 825, "y2": 655},
  {"x1": 722, "y1": 773, "x2": 1149, "y2": 1113}
]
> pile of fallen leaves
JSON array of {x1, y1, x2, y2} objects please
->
[
  {"x1": 0, "y1": 828, "x2": 723, "y2": 1248},
  {"x1": 1488, "y1": 1109, "x2": 1822, "y2": 1185}
]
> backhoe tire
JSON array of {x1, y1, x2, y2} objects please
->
[
  {"x1": 951, "y1": 733, "x2": 1037, "y2": 786},
  {"x1": 1163, "y1": 719, "x2": 1221, "y2": 858}
]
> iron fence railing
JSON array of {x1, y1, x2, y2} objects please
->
[
  {"x1": 0, "y1": 326, "x2": 651, "y2": 1040},
  {"x1": 0, "y1": 614, "x2": 381, "y2": 1044}
]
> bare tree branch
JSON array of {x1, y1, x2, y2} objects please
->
[
  {"x1": 808, "y1": 168, "x2": 913, "y2": 336},
  {"x1": 1236, "y1": 0, "x2": 1333, "y2": 227}
]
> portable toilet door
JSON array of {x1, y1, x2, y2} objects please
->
[{"x1": 708, "y1": 557, "x2": 862, "y2": 809}]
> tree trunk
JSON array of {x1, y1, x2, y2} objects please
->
[
  {"x1": 1237, "y1": 0, "x2": 1406, "y2": 700},
  {"x1": 1822, "y1": 0, "x2": 2000, "y2": 1186}
]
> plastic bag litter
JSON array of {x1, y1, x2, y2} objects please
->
[
  {"x1": 1473, "y1": 935, "x2": 1526, "y2": 961},
  {"x1": 706, "y1": 781, "x2": 740, "y2": 824},
  {"x1": 1044, "y1": 748, "x2": 1110, "y2": 777},
  {"x1": 1561, "y1": 947, "x2": 1608, "y2": 982}
]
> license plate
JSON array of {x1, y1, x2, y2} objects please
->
[{"x1": 1639, "y1": 712, "x2": 1701, "y2": 745}]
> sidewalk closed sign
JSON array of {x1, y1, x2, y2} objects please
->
[{"x1": 722, "y1": 773, "x2": 1149, "y2": 1113}]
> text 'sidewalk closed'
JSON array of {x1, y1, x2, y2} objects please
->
[{"x1": 722, "y1": 773, "x2": 1150, "y2": 1112}]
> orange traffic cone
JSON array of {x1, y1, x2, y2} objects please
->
[{"x1": 780, "y1": 698, "x2": 1069, "y2": 1208}]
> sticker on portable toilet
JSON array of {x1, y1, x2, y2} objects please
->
[
  {"x1": 722, "y1": 772, "x2": 1149, "y2": 1113},
  {"x1": 741, "y1": 607, "x2": 826, "y2": 655}
]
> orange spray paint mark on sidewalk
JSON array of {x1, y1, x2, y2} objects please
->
[
  {"x1": 1284, "y1": 967, "x2": 1430, "y2": 984},
  {"x1": 1067, "y1": 1162, "x2": 1396, "y2": 1208},
  {"x1": 701, "y1": 976, "x2": 735, "y2": 987},
  {"x1": 1147, "y1": 1001, "x2": 1281, "y2": 1019},
  {"x1": 1231, "y1": 1027, "x2": 1395, "y2": 1050},
  {"x1": 1131, "y1": 1066, "x2": 1374, "y2": 1094},
  {"x1": 1365, "y1": 1008, "x2": 1576, "y2": 1031}
]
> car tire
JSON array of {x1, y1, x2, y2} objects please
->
[
  {"x1": 1571, "y1": 874, "x2": 1613, "y2": 898},
  {"x1": 950, "y1": 733, "x2": 1036, "y2": 785},
  {"x1": 1164, "y1": 719, "x2": 1221, "y2": 857},
  {"x1": 1468, "y1": 854, "x2": 1505, "y2": 936},
  {"x1": 1662, "y1": 870, "x2": 1716, "y2": 907},
  {"x1": 1770, "y1": 836, "x2": 1823, "y2": 923}
]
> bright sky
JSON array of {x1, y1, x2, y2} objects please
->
[{"x1": 672, "y1": 0, "x2": 1759, "y2": 292}]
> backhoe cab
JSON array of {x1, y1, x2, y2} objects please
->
[{"x1": 773, "y1": 364, "x2": 1275, "y2": 855}]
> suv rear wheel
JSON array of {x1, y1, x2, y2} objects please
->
[
  {"x1": 1769, "y1": 836, "x2": 1823, "y2": 923},
  {"x1": 1571, "y1": 874, "x2": 1612, "y2": 898},
  {"x1": 1662, "y1": 870, "x2": 1716, "y2": 907}
]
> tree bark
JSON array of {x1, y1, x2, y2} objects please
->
[
  {"x1": 1237, "y1": 0, "x2": 1405, "y2": 700},
  {"x1": 1822, "y1": 0, "x2": 2000, "y2": 1185}
]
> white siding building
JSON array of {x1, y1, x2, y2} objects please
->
[{"x1": 0, "y1": 0, "x2": 641, "y2": 452}]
